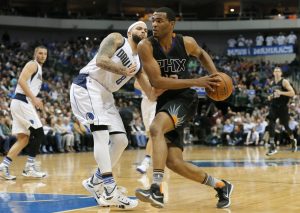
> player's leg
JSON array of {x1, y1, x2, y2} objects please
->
[
  {"x1": 71, "y1": 78, "x2": 137, "y2": 209},
  {"x1": 165, "y1": 144, "x2": 233, "y2": 208},
  {"x1": 266, "y1": 107, "x2": 279, "y2": 155},
  {"x1": 22, "y1": 127, "x2": 47, "y2": 178},
  {"x1": 137, "y1": 132, "x2": 152, "y2": 174},
  {"x1": 135, "y1": 112, "x2": 175, "y2": 208},
  {"x1": 137, "y1": 99, "x2": 156, "y2": 174},
  {"x1": 0, "y1": 133, "x2": 29, "y2": 180},
  {"x1": 0, "y1": 99, "x2": 36, "y2": 180}
]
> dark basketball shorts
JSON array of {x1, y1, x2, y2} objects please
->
[{"x1": 156, "y1": 89, "x2": 199, "y2": 150}]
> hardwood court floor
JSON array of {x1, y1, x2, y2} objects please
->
[{"x1": 1, "y1": 145, "x2": 300, "y2": 213}]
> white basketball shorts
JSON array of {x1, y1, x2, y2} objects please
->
[
  {"x1": 141, "y1": 97, "x2": 156, "y2": 131},
  {"x1": 10, "y1": 99, "x2": 42, "y2": 135},
  {"x1": 70, "y1": 75, "x2": 125, "y2": 133}
]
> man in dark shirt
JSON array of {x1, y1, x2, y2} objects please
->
[
  {"x1": 135, "y1": 7, "x2": 233, "y2": 209},
  {"x1": 266, "y1": 66, "x2": 297, "y2": 155}
]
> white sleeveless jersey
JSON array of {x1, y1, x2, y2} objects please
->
[
  {"x1": 15, "y1": 60, "x2": 43, "y2": 97},
  {"x1": 79, "y1": 38, "x2": 141, "y2": 92}
]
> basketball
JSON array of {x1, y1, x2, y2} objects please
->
[{"x1": 206, "y1": 72, "x2": 233, "y2": 101}]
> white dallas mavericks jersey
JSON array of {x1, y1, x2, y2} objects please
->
[
  {"x1": 15, "y1": 60, "x2": 43, "y2": 97},
  {"x1": 79, "y1": 38, "x2": 141, "y2": 92}
]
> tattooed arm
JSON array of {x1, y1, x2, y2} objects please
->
[{"x1": 96, "y1": 32, "x2": 136, "y2": 76}]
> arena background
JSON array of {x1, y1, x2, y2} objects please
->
[{"x1": 0, "y1": 1, "x2": 300, "y2": 213}]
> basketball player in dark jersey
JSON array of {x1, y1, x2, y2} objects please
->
[
  {"x1": 266, "y1": 66, "x2": 297, "y2": 155},
  {"x1": 135, "y1": 7, "x2": 233, "y2": 209}
]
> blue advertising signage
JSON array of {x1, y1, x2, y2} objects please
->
[{"x1": 227, "y1": 45, "x2": 294, "y2": 56}]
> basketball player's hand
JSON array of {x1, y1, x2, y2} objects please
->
[
  {"x1": 123, "y1": 63, "x2": 137, "y2": 77},
  {"x1": 196, "y1": 74, "x2": 221, "y2": 91},
  {"x1": 274, "y1": 90, "x2": 281, "y2": 98},
  {"x1": 32, "y1": 97, "x2": 44, "y2": 110}
]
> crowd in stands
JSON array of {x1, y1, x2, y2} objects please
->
[
  {"x1": 227, "y1": 31, "x2": 297, "y2": 48},
  {"x1": 0, "y1": 32, "x2": 300, "y2": 156}
]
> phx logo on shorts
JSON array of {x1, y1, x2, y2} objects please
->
[{"x1": 168, "y1": 105, "x2": 185, "y2": 127}]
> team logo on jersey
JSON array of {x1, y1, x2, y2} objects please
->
[
  {"x1": 157, "y1": 59, "x2": 186, "y2": 73},
  {"x1": 167, "y1": 105, "x2": 185, "y2": 127},
  {"x1": 86, "y1": 112, "x2": 95, "y2": 121},
  {"x1": 29, "y1": 119, "x2": 34, "y2": 124}
]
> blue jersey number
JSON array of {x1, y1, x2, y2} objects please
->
[{"x1": 116, "y1": 75, "x2": 126, "y2": 85}]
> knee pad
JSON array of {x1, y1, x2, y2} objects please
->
[{"x1": 28, "y1": 127, "x2": 45, "y2": 157}]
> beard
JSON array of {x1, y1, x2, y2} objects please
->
[{"x1": 132, "y1": 34, "x2": 142, "y2": 44}]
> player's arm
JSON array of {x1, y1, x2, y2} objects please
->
[
  {"x1": 96, "y1": 33, "x2": 136, "y2": 76},
  {"x1": 18, "y1": 61, "x2": 43, "y2": 109},
  {"x1": 135, "y1": 70, "x2": 165, "y2": 101},
  {"x1": 276, "y1": 79, "x2": 295, "y2": 97},
  {"x1": 138, "y1": 39, "x2": 220, "y2": 90},
  {"x1": 184, "y1": 36, "x2": 218, "y2": 75}
]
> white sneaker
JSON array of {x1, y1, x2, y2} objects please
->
[
  {"x1": 22, "y1": 164, "x2": 46, "y2": 178},
  {"x1": 0, "y1": 164, "x2": 16, "y2": 180},
  {"x1": 136, "y1": 161, "x2": 150, "y2": 174},
  {"x1": 82, "y1": 177, "x2": 110, "y2": 206},
  {"x1": 101, "y1": 185, "x2": 138, "y2": 209}
]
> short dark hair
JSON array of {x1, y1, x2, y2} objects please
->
[{"x1": 155, "y1": 7, "x2": 176, "y2": 21}]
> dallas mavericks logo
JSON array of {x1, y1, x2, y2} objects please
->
[{"x1": 86, "y1": 112, "x2": 94, "y2": 121}]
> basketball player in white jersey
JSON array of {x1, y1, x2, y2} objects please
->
[
  {"x1": 134, "y1": 80, "x2": 157, "y2": 174},
  {"x1": 70, "y1": 21, "x2": 157, "y2": 209},
  {"x1": 0, "y1": 46, "x2": 47, "y2": 180}
]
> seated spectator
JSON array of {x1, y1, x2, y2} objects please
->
[
  {"x1": 73, "y1": 118, "x2": 93, "y2": 152},
  {"x1": 221, "y1": 118, "x2": 234, "y2": 145},
  {"x1": 62, "y1": 117, "x2": 75, "y2": 152},
  {"x1": 0, "y1": 115, "x2": 17, "y2": 155},
  {"x1": 54, "y1": 117, "x2": 67, "y2": 153},
  {"x1": 41, "y1": 117, "x2": 55, "y2": 153},
  {"x1": 131, "y1": 116, "x2": 147, "y2": 148}
]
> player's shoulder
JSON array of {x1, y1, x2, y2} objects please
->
[
  {"x1": 182, "y1": 35, "x2": 196, "y2": 43},
  {"x1": 137, "y1": 37, "x2": 152, "y2": 51},
  {"x1": 106, "y1": 32, "x2": 124, "y2": 45},
  {"x1": 25, "y1": 60, "x2": 38, "y2": 70}
]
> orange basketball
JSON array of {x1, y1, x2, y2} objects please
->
[{"x1": 206, "y1": 72, "x2": 233, "y2": 101}]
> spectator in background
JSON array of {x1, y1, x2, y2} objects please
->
[
  {"x1": 265, "y1": 35, "x2": 275, "y2": 46},
  {"x1": 245, "y1": 38, "x2": 253, "y2": 47},
  {"x1": 54, "y1": 117, "x2": 67, "y2": 153},
  {"x1": 41, "y1": 117, "x2": 55, "y2": 153},
  {"x1": 62, "y1": 117, "x2": 75, "y2": 152},
  {"x1": 287, "y1": 31, "x2": 297, "y2": 45},
  {"x1": 237, "y1": 35, "x2": 246, "y2": 47},
  {"x1": 276, "y1": 32, "x2": 286, "y2": 45},
  {"x1": 227, "y1": 37, "x2": 237, "y2": 48},
  {"x1": 256, "y1": 33, "x2": 264, "y2": 46}
]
